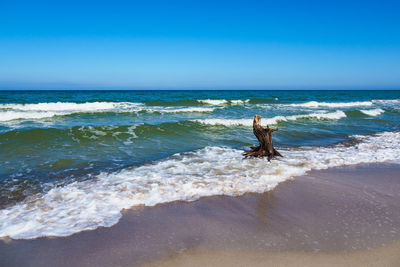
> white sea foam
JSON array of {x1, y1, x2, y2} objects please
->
[
  {"x1": 289, "y1": 101, "x2": 374, "y2": 108},
  {"x1": 372, "y1": 99, "x2": 400, "y2": 105},
  {"x1": 198, "y1": 99, "x2": 249, "y2": 105},
  {"x1": 360, "y1": 108, "x2": 385, "y2": 116},
  {"x1": 0, "y1": 102, "x2": 140, "y2": 122},
  {"x1": 195, "y1": 118, "x2": 254, "y2": 126},
  {"x1": 0, "y1": 102, "x2": 216, "y2": 122},
  {"x1": 230, "y1": 99, "x2": 250, "y2": 105},
  {"x1": 123, "y1": 124, "x2": 141, "y2": 144},
  {"x1": 288, "y1": 99, "x2": 400, "y2": 109},
  {"x1": 198, "y1": 99, "x2": 228, "y2": 105},
  {"x1": 153, "y1": 106, "x2": 217, "y2": 113},
  {"x1": 0, "y1": 102, "x2": 135, "y2": 112},
  {"x1": 193, "y1": 111, "x2": 346, "y2": 127},
  {"x1": 0, "y1": 111, "x2": 59, "y2": 121},
  {"x1": 1, "y1": 131, "x2": 399, "y2": 240}
]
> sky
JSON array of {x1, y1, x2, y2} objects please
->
[{"x1": 0, "y1": 0, "x2": 399, "y2": 90}]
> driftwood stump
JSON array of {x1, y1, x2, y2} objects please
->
[{"x1": 243, "y1": 115, "x2": 282, "y2": 161}]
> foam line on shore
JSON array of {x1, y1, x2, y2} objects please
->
[{"x1": 0, "y1": 131, "x2": 399, "y2": 240}]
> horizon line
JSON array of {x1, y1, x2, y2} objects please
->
[{"x1": 1, "y1": 88, "x2": 399, "y2": 91}]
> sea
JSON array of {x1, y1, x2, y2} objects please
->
[{"x1": 0, "y1": 90, "x2": 399, "y2": 239}]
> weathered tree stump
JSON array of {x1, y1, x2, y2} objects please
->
[{"x1": 243, "y1": 115, "x2": 282, "y2": 161}]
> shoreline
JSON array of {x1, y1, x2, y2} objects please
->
[{"x1": 1, "y1": 163, "x2": 400, "y2": 266}]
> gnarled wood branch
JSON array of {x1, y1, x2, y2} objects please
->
[{"x1": 243, "y1": 115, "x2": 282, "y2": 161}]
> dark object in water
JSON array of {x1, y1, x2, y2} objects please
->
[{"x1": 243, "y1": 115, "x2": 282, "y2": 161}]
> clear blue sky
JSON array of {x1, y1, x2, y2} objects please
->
[{"x1": 0, "y1": 0, "x2": 399, "y2": 89}]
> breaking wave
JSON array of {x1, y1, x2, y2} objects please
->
[
  {"x1": 360, "y1": 108, "x2": 385, "y2": 116},
  {"x1": 198, "y1": 99, "x2": 250, "y2": 105},
  {"x1": 289, "y1": 101, "x2": 374, "y2": 108},
  {"x1": 193, "y1": 110, "x2": 346, "y2": 127},
  {"x1": 1, "y1": 131, "x2": 399, "y2": 240},
  {"x1": 0, "y1": 102, "x2": 217, "y2": 122},
  {"x1": 288, "y1": 99, "x2": 399, "y2": 108}
]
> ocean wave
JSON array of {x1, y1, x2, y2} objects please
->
[
  {"x1": 248, "y1": 97, "x2": 279, "y2": 104},
  {"x1": 288, "y1": 99, "x2": 400, "y2": 108},
  {"x1": 0, "y1": 110, "x2": 59, "y2": 121},
  {"x1": 0, "y1": 102, "x2": 138, "y2": 112},
  {"x1": 198, "y1": 99, "x2": 250, "y2": 105},
  {"x1": 0, "y1": 131, "x2": 399, "y2": 239},
  {"x1": 372, "y1": 99, "x2": 400, "y2": 105},
  {"x1": 144, "y1": 100, "x2": 202, "y2": 106},
  {"x1": 145, "y1": 98, "x2": 276, "y2": 106},
  {"x1": 0, "y1": 102, "x2": 216, "y2": 122},
  {"x1": 0, "y1": 122, "x2": 200, "y2": 147},
  {"x1": 360, "y1": 108, "x2": 385, "y2": 116},
  {"x1": 193, "y1": 110, "x2": 346, "y2": 126},
  {"x1": 151, "y1": 106, "x2": 217, "y2": 113},
  {"x1": 289, "y1": 101, "x2": 374, "y2": 108}
]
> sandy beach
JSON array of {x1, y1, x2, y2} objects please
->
[
  {"x1": 143, "y1": 243, "x2": 400, "y2": 267},
  {"x1": 2, "y1": 0, "x2": 400, "y2": 264},
  {"x1": 2, "y1": 0, "x2": 400, "y2": 265},
  {"x1": 1, "y1": 163, "x2": 400, "y2": 266}
]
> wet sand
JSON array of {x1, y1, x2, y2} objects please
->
[
  {"x1": 1, "y1": 163, "x2": 400, "y2": 266},
  {"x1": 143, "y1": 243, "x2": 400, "y2": 267}
]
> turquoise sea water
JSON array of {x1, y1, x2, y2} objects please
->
[{"x1": 0, "y1": 90, "x2": 399, "y2": 239}]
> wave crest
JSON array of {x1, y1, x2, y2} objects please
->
[
  {"x1": 193, "y1": 111, "x2": 346, "y2": 126},
  {"x1": 360, "y1": 108, "x2": 385, "y2": 116},
  {"x1": 198, "y1": 99, "x2": 250, "y2": 105},
  {"x1": 0, "y1": 102, "x2": 216, "y2": 122},
  {"x1": 289, "y1": 101, "x2": 373, "y2": 108},
  {"x1": 288, "y1": 99, "x2": 399, "y2": 108}
]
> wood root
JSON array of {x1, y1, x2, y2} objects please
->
[{"x1": 243, "y1": 115, "x2": 282, "y2": 161}]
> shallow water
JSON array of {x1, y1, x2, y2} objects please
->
[{"x1": 0, "y1": 90, "x2": 399, "y2": 239}]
